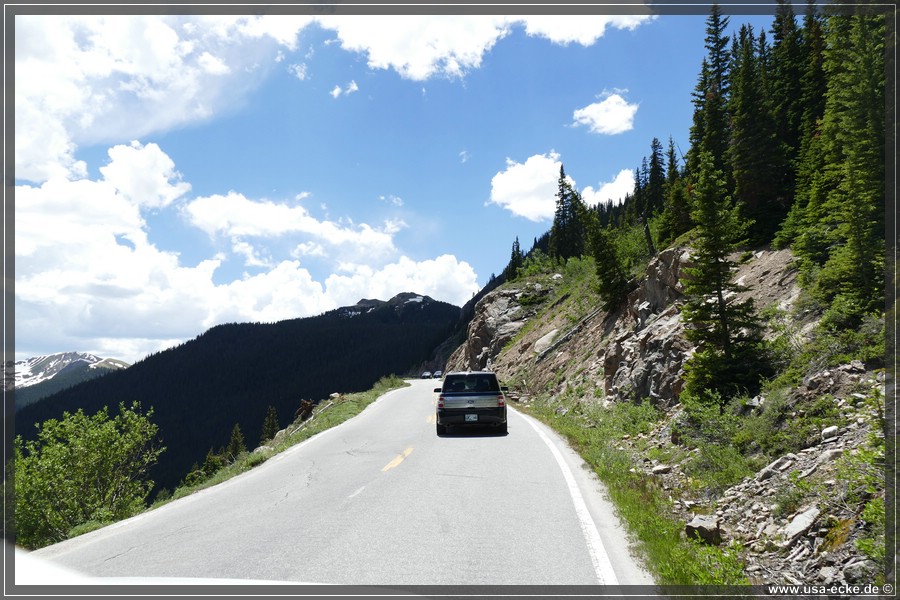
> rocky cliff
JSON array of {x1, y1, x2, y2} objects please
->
[{"x1": 445, "y1": 248, "x2": 886, "y2": 587}]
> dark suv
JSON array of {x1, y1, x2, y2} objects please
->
[{"x1": 433, "y1": 371, "x2": 508, "y2": 435}]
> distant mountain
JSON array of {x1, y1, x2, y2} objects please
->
[
  {"x1": 15, "y1": 293, "x2": 461, "y2": 494},
  {"x1": 9, "y1": 352, "x2": 130, "y2": 412}
]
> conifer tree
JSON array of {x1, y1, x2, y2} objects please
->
[
  {"x1": 680, "y1": 152, "x2": 766, "y2": 401},
  {"x1": 728, "y1": 24, "x2": 783, "y2": 244},
  {"x1": 687, "y1": 4, "x2": 732, "y2": 180},
  {"x1": 769, "y1": 0, "x2": 806, "y2": 203},
  {"x1": 646, "y1": 137, "x2": 666, "y2": 217},
  {"x1": 549, "y1": 165, "x2": 587, "y2": 261},
  {"x1": 775, "y1": 1, "x2": 828, "y2": 248},
  {"x1": 812, "y1": 10, "x2": 885, "y2": 323},
  {"x1": 588, "y1": 213, "x2": 629, "y2": 311},
  {"x1": 506, "y1": 237, "x2": 524, "y2": 280},
  {"x1": 225, "y1": 423, "x2": 246, "y2": 462},
  {"x1": 202, "y1": 447, "x2": 225, "y2": 477},
  {"x1": 658, "y1": 137, "x2": 692, "y2": 247},
  {"x1": 785, "y1": 9, "x2": 885, "y2": 326},
  {"x1": 261, "y1": 405, "x2": 279, "y2": 443}
]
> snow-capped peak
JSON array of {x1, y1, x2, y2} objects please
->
[{"x1": 10, "y1": 352, "x2": 107, "y2": 389}]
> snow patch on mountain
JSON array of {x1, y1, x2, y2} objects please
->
[{"x1": 10, "y1": 352, "x2": 114, "y2": 389}]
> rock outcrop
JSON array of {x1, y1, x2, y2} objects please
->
[
  {"x1": 446, "y1": 283, "x2": 547, "y2": 372},
  {"x1": 602, "y1": 247, "x2": 692, "y2": 405}
]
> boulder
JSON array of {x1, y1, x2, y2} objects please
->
[
  {"x1": 780, "y1": 506, "x2": 820, "y2": 548},
  {"x1": 685, "y1": 514, "x2": 723, "y2": 545}
]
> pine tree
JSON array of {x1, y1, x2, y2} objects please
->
[
  {"x1": 588, "y1": 213, "x2": 629, "y2": 311},
  {"x1": 812, "y1": 10, "x2": 885, "y2": 324},
  {"x1": 769, "y1": 0, "x2": 806, "y2": 205},
  {"x1": 784, "y1": 9, "x2": 885, "y2": 328},
  {"x1": 261, "y1": 405, "x2": 279, "y2": 443},
  {"x1": 646, "y1": 137, "x2": 666, "y2": 217},
  {"x1": 658, "y1": 137, "x2": 692, "y2": 247},
  {"x1": 728, "y1": 24, "x2": 782, "y2": 244},
  {"x1": 507, "y1": 237, "x2": 524, "y2": 280},
  {"x1": 202, "y1": 447, "x2": 225, "y2": 477},
  {"x1": 774, "y1": 1, "x2": 828, "y2": 248},
  {"x1": 549, "y1": 165, "x2": 587, "y2": 261},
  {"x1": 680, "y1": 152, "x2": 767, "y2": 401},
  {"x1": 687, "y1": 4, "x2": 732, "y2": 180},
  {"x1": 224, "y1": 423, "x2": 246, "y2": 462}
]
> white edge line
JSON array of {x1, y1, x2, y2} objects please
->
[{"x1": 517, "y1": 410, "x2": 620, "y2": 586}]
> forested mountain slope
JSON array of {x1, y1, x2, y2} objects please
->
[{"x1": 15, "y1": 293, "x2": 460, "y2": 493}]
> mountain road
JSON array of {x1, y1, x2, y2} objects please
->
[{"x1": 24, "y1": 378, "x2": 654, "y2": 587}]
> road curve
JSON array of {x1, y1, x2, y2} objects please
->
[{"x1": 25, "y1": 379, "x2": 654, "y2": 587}]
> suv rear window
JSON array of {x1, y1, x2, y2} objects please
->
[{"x1": 443, "y1": 373, "x2": 500, "y2": 393}]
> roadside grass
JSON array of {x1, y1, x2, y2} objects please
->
[{"x1": 520, "y1": 396, "x2": 749, "y2": 586}]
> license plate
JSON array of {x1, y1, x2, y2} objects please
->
[{"x1": 465, "y1": 414, "x2": 478, "y2": 422}]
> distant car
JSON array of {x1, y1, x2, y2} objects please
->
[
  {"x1": 432, "y1": 370, "x2": 443, "y2": 379},
  {"x1": 421, "y1": 371, "x2": 432, "y2": 379},
  {"x1": 434, "y1": 371, "x2": 508, "y2": 435}
]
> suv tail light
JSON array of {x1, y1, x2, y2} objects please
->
[
  {"x1": 497, "y1": 394, "x2": 505, "y2": 407},
  {"x1": 437, "y1": 395, "x2": 445, "y2": 408}
]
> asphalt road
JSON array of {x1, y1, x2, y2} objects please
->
[{"x1": 23, "y1": 378, "x2": 654, "y2": 587}]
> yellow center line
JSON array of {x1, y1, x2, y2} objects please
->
[{"x1": 382, "y1": 447, "x2": 414, "y2": 472}]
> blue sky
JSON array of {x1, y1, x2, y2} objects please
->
[{"x1": 13, "y1": 8, "x2": 776, "y2": 363}]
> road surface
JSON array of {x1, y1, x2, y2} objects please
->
[{"x1": 22, "y1": 378, "x2": 654, "y2": 587}]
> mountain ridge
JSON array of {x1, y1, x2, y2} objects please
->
[
  {"x1": 14, "y1": 292, "x2": 461, "y2": 494},
  {"x1": 9, "y1": 352, "x2": 131, "y2": 413}
]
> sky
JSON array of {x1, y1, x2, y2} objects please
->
[{"x1": 12, "y1": 5, "x2": 778, "y2": 364}]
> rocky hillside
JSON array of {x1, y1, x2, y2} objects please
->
[{"x1": 445, "y1": 248, "x2": 887, "y2": 587}]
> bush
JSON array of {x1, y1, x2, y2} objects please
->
[
  {"x1": 14, "y1": 402, "x2": 165, "y2": 550},
  {"x1": 684, "y1": 443, "x2": 755, "y2": 496}
]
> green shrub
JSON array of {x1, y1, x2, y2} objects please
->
[
  {"x1": 14, "y1": 402, "x2": 165, "y2": 550},
  {"x1": 856, "y1": 496, "x2": 885, "y2": 564},
  {"x1": 684, "y1": 443, "x2": 754, "y2": 496}
]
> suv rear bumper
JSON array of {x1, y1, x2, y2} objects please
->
[{"x1": 437, "y1": 406, "x2": 507, "y2": 425}]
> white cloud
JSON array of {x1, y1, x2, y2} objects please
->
[
  {"x1": 488, "y1": 151, "x2": 572, "y2": 222},
  {"x1": 14, "y1": 15, "x2": 312, "y2": 183},
  {"x1": 316, "y1": 15, "x2": 652, "y2": 81},
  {"x1": 518, "y1": 15, "x2": 652, "y2": 45},
  {"x1": 581, "y1": 169, "x2": 634, "y2": 206},
  {"x1": 292, "y1": 241, "x2": 326, "y2": 258},
  {"x1": 232, "y1": 240, "x2": 272, "y2": 268},
  {"x1": 325, "y1": 255, "x2": 479, "y2": 309},
  {"x1": 317, "y1": 15, "x2": 512, "y2": 81},
  {"x1": 330, "y1": 79, "x2": 359, "y2": 98},
  {"x1": 99, "y1": 141, "x2": 191, "y2": 209},
  {"x1": 572, "y1": 91, "x2": 639, "y2": 135},
  {"x1": 198, "y1": 51, "x2": 230, "y2": 75},
  {"x1": 183, "y1": 192, "x2": 403, "y2": 264},
  {"x1": 288, "y1": 62, "x2": 308, "y2": 80},
  {"x1": 15, "y1": 161, "x2": 218, "y2": 361}
]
